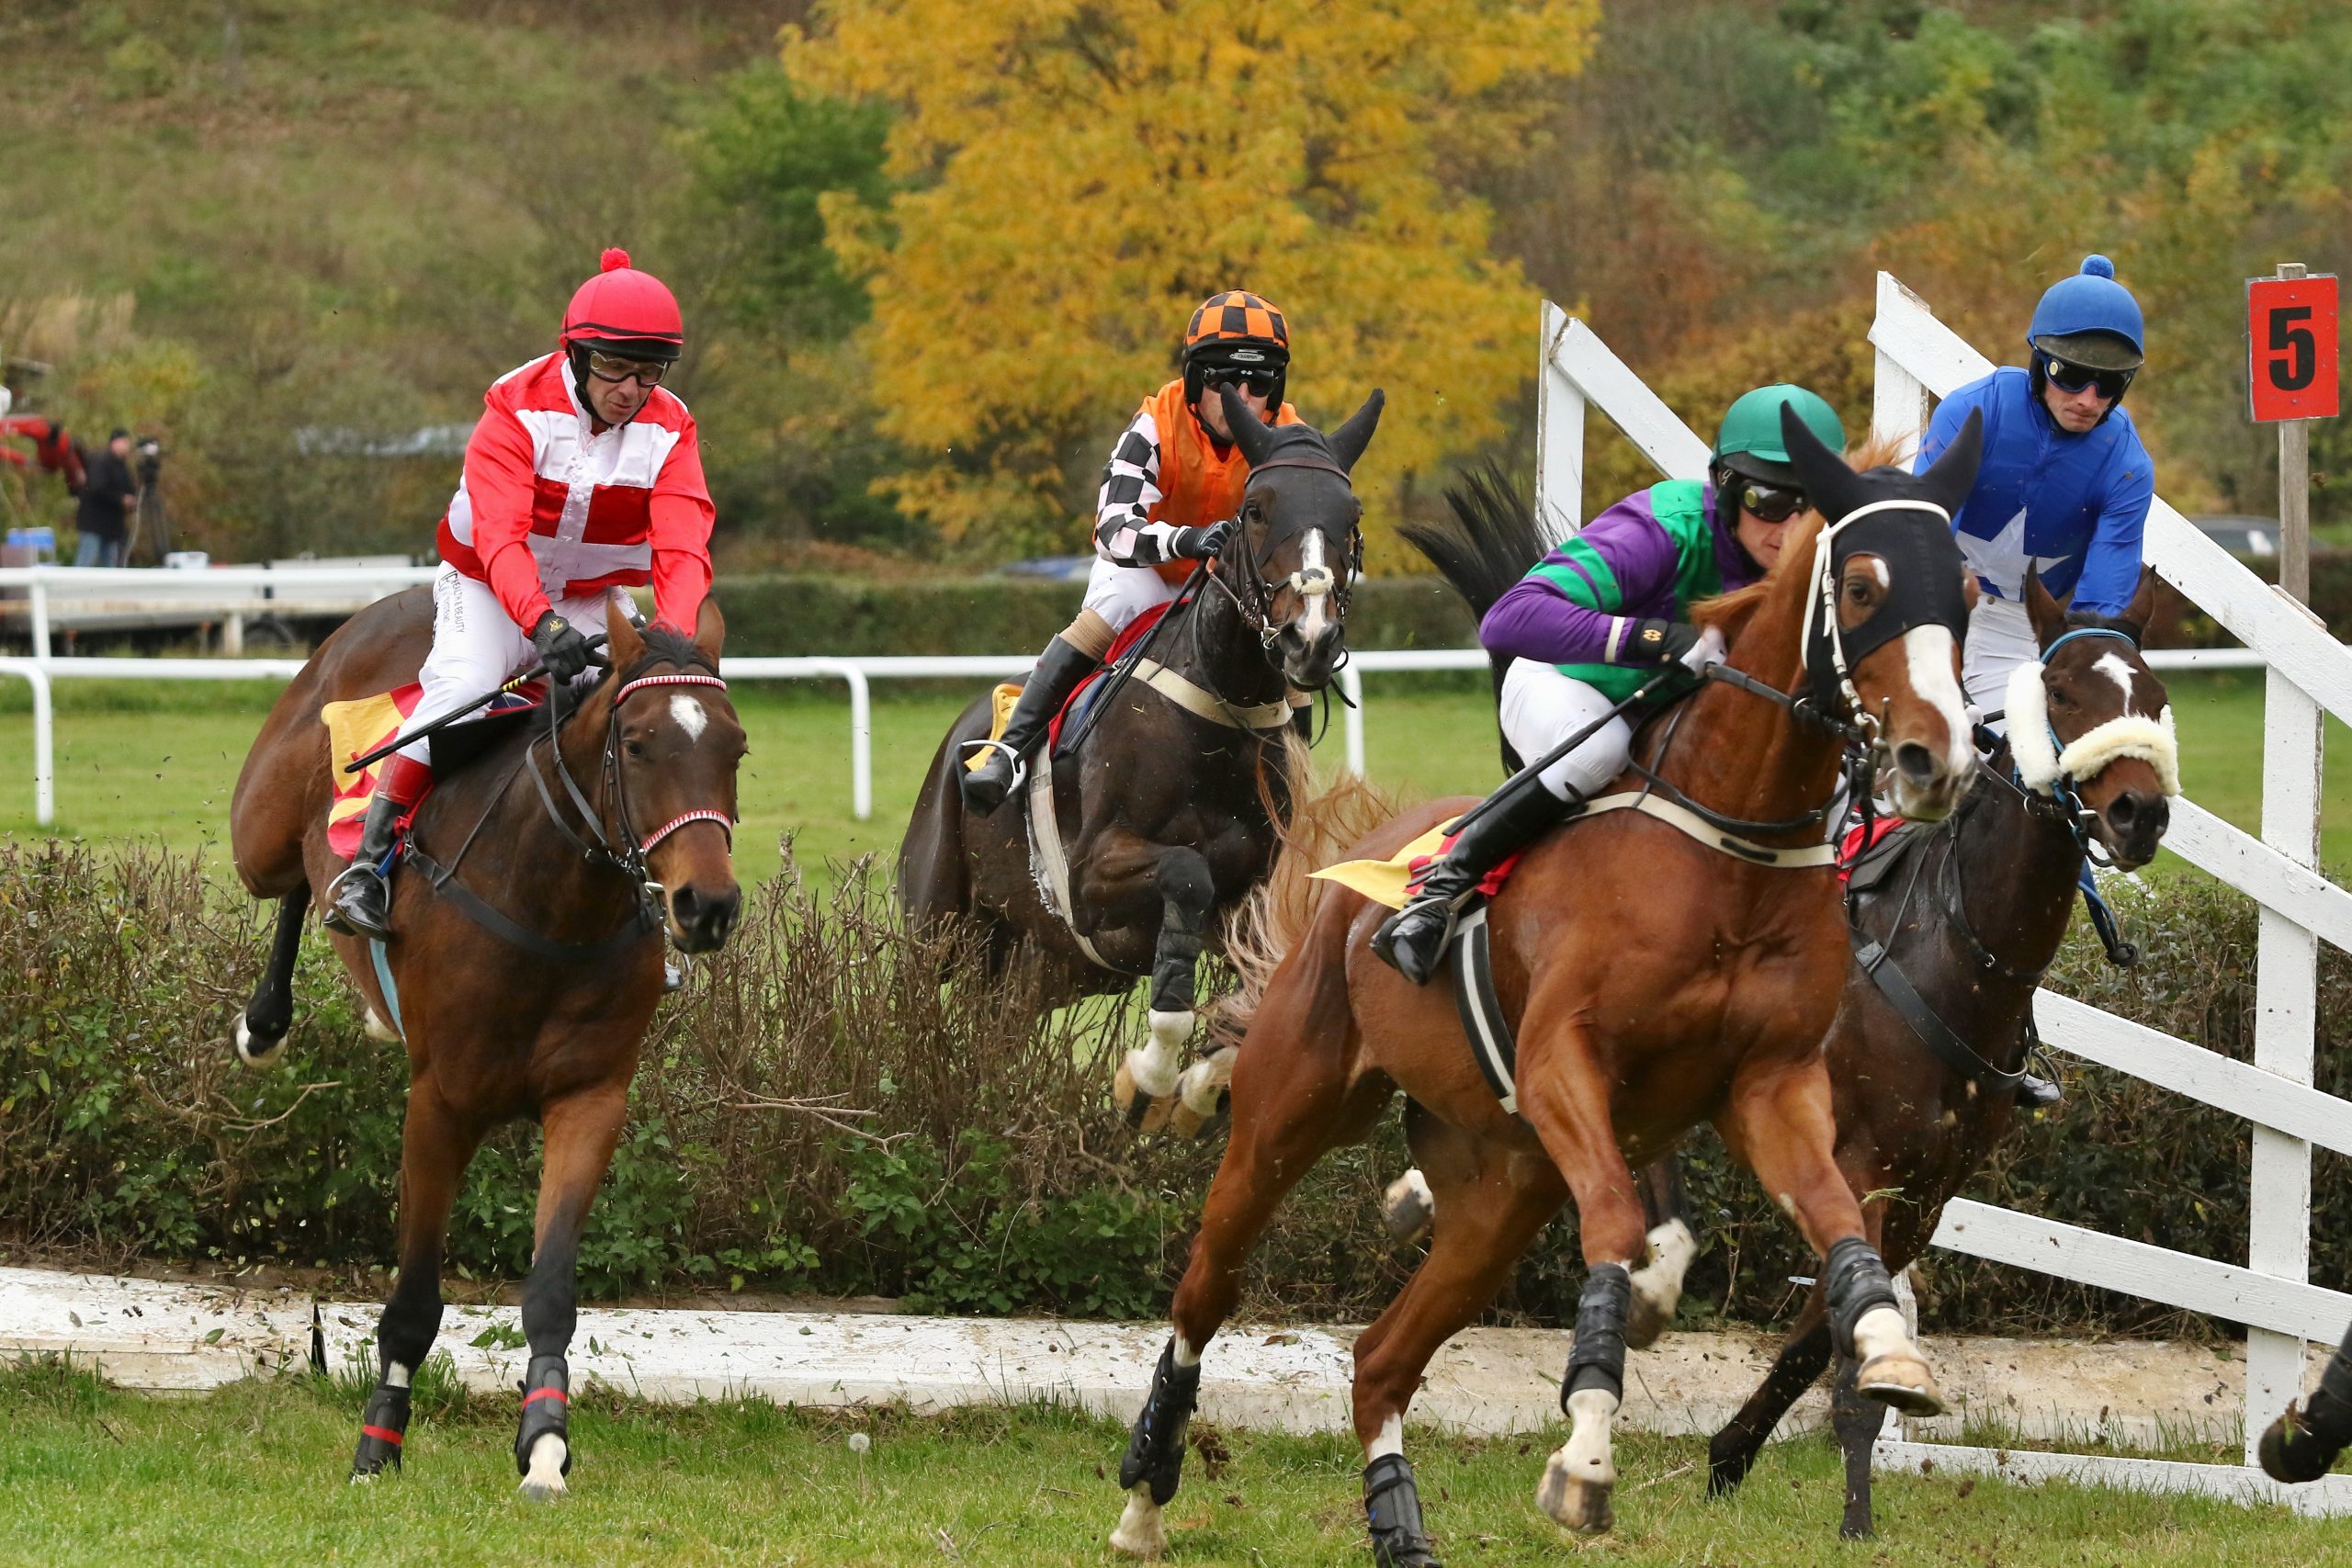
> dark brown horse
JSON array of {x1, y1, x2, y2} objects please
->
[
  {"x1": 1667, "y1": 566, "x2": 2177, "y2": 1537},
  {"x1": 2264, "y1": 1318, "x2": 2352, "y2": 1483},
  {"x1": 899, "y1": 388, "x2": 1381, "y2": 1133},
  {"x1": 228, "y1": 592, "x2": 744, "y2": 1496},
  {"x1": 1105, "y1": 413, "x2": 1985, "y2": 1562}
]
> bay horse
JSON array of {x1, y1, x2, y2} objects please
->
[
  {"x1": 1105, "y1": 409, "x2": 1986, "y2": 1561},
  {"x1": 1666, "y1": 566, "x2": 2177, "y2": 1537},
  {"x1": 227, "y1": 592, "x2": 745, "y2": 1496},
  {"x1": 899, "y1": 386, "x2": 1382, "y2": 1133}
]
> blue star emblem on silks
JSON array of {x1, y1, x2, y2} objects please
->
[{"x1": 1958, "y1": 506, "x2": 2071, "y2": 601}]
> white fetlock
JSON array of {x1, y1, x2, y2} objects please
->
[
  {"x1": 1624, "y1": 1218, "x2": 1697, "y2": 1349},
  {"x1": 1167, "y1": 1046, "x2": 1237, "y2": 1138},
  {"x1": 1536, "y1": 1387, "x2": 1619, "y2": 1535},
  {"x1": 517, "y1": 1433, "x2": 569, "y2": 1501},
  {"x1": 232, "y1": 1012, "x2": 283, "y2": 1069},
  {"x1": 1115, "y1": 1013, "x2": 1191, "y2": 1131},
  {"x1": 1109, "y1": 1484, "x2": 1170, "y2": 1559},
  {"x1": 363, "y1": 1006, "x2": 401, "y2": 1043},
  {"x1": 1383, "y1": 1169, "x2": 1435, "y2": 1247},
  {"x1": 1852, "y1": 1303, "x2": 1945, "y2": 1416}
]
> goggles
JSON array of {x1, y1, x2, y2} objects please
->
[
  {"x1": 582, "y1": 347, "x2": 671, "y2": 388},
  {"x1": 2039, "y1": 352, "x2": 2132, "y2": 401},
  {"x1": 1206, "y1": 367, "x2": 1283, "y2": 396},
  {"x1": 1739, "y1": 481, "x2": 1807, "y2": 524}
]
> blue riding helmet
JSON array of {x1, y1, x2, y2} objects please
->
[{"x1": 2027, "y1": 254, "x2": 2144, "y2": 373}]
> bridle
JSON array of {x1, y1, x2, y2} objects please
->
[{"x1": 1209, "y1": 452, "x2": 1363, "y2": 649}]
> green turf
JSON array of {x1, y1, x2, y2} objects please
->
[
  {"x1": 0, "y1": 1359, "x2": 2339, "y2": 1567},
  {"x1": 4, "y1": 670, "x2": 2351, "y2": 887}
]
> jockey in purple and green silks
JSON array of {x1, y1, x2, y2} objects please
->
[{"x1": 1372, "y1": 383, "x2": 1849, "y2": 988}]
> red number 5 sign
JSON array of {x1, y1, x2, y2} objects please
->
[{"x1": 2248, "y1": 272, "x2": 2339, "y2": 422}]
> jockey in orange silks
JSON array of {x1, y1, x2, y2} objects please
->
[{"x1": 324, "y1": 249, "x2": 716, "y2": 939}]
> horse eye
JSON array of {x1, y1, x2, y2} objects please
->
[{"x1": 625, "y1": 739, "x2": 647, "y2": 758}]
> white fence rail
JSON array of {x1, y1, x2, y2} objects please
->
[{"x1": 1536, "y1": 286, "x2": 2352, "y2": 1513}]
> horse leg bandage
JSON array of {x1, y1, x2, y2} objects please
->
[
  {"x1": 351, "y1": 1382, "x2": 411, "y2": 1477},
  {"x1": 1563, "y1": 1263, "x2": 1633, "y2": 1404},
  {"x1": 1362, "y1": 1453, "x2": 1440, "y2": 1566},
  {"x1": 1824, "y1": 1236, "x2": 1902, "y2": 1360},
  {"x1": 513, "y1": 1356, "x2": 571, "y2": 1477},
  {"x1": 1118, "y1": 1340, "x2": 1202, "y2": 1506}
]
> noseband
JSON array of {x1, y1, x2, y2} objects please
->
[{"x1": 1213, "y1": 453, "x2": 1363, "y2": 648}]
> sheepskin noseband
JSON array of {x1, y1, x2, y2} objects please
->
[{"x1": 2005, "y1": 658, "x2": 2180, "y2": 798}]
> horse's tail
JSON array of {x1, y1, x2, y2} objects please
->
[
  {"x1": 1404, "y1": 460, "x2": 1550, "y2": 623},
  {"x1": 1209, "y1": 763, "x2": 1398, "y2": 1049}
]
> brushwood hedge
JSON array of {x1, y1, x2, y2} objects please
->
[{"x1": 0, "y1": 840, "x2": 2342, "y2": 1337}]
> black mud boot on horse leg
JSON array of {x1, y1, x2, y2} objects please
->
[
  {"x1": 2261, "y1": 1332, "x2": 2352, "y2": 1483},
  {"x1": 1538, "y1": 1264, "x2": 1632, "y2": 1535},
  {"x1": 960, "y1": 637, "x2": 1098, "y2": 815},
  {"x1": 352, "y1": 1271, "x2": 444, "y2": 1481},
  {"x1": 1374, "y1": 770, "x2": 1577, "y2": 986},
  {"x1": 324, "y1": 791, "x2": 405, "y2": 940},
  {"x1": 514, "y1": 1356, "x2": 572, "y2": 1500},
  {"x1": 1826, "y1": 1235, "x2": 1941, "y2": 1415},
  {"x1": 351, "y1": 1377, "x2": 412, "y2": 1478},
  {"x1": 1363, "y1": 1453, "x2": 1442, "y2": 1567},
  {"x1": 1111, "y1": 1340, "x2": 1201, "y2": 1554}
]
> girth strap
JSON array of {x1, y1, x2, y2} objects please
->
[
  {"x1": 404, "y1": 846, "x2": 661, "y2": 965},
  {"x1": 1023, "y1": 759, "x2": 1126, "y2": 973},
  {"x1": 1581, "y1": 791, "x2": 1839, "y2": 869},
  {"x1": 1131, "y1": 658, "x2": 1291, "y2": 731},
  {"x1": 1849, "y1": 925, "x2": 2027, "y2": 1096}
]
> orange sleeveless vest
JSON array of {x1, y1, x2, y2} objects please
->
[{"x1": 1138, "y1": 379, "x2": 1300, "y2": 582}]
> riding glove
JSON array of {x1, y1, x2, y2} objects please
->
[
  {"x1": 530, "y1": 612, "x2": 596, "y2": 682},
  {"x1": 1168, "y1": 520, "x2": 1233, "y2": 561},
  {"x1": 1619, "y1": 617, "x2": 1701, "y2": 668}
]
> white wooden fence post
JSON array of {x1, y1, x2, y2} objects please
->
[
  {"x1": 1535, "y1": 300, "x2": 1585, "y2": 547},
  {"x1": 1869, "y1": 272, "x2": 1933, "y2": 461}
]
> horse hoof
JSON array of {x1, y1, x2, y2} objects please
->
[
  {"x1": 232, "y1": 1012, "x2": 285, "y2": 1069},
  {"x1": 1108, "y1": 1485, "x2": 1170, "y2": 1558},
  {"x1": 1536, "y1": 1452, "x2": 1614, "y2": 1535},
  {"x1": 1857, "y1": 1352, "x2": 1945, "y2": 1417},
  {"x1": 1113, "y1": 1062, "x2": 1176, "y2": 1134},
  {"x1": 516, "y1": 1474, "x2": 568, "y2": 1504},
  {"x1": 1382, "y1": 1170, "x2": 1434, "y2": 1247}
]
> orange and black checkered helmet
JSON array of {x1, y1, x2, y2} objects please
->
[{"x1": 1183, "y1": 291, "x2": 1289, "y2": 364}]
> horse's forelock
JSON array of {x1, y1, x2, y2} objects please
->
[{"x1": 616, "y1": 624, "x2": 718, "y2": 682}]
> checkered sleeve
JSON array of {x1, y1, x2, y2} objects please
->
[{"x1": 1093, "y1": 407, "x2": 1183, "y2": 566}]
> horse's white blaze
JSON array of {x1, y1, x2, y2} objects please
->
[
  {"x1": 1867, "y1": 558, "x2": 1890, "y2": 589},
  {"x1": 1902, "y1": 625, "x2": 1973, "y2": 773},
  {"x1": 1366, "y1": 1413, "x2": 1405, "y2": 1461},
  {"x1": 2093, "y1": 650, "x2": 2141, "y2": 715},
  {"x1": 1297, "y1": 530, "x2": 1329, "y2": 642},
  {"x1": 670, "y1": 693, "x2": 709, "y2": 742}
]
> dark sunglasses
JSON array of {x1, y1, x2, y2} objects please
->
[
  {"x1": 2040, "y1": 352, "x2": 2132, "y2": 401},
  {"x1": 1739, "y1": 481, "x2": 1807, "y2": 524},
  {"x1": 583, "y1": 347, "x2": 670, "y2": 388},
  {"x1": 1210, "y1": 369, "x2": 1282, "y2": 396}
]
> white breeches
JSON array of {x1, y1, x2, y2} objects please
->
[
  {"x1": 1498, "y1": 660, "x2": 1634, "y2": 802},
  {"x1": 1080, "y1": 557, "x2": 1182, "y2": 635},
  {"x1": 394, "y1": 564, "x2": 619, "y2": 763},
  {"x1": 1962, "y1": 595, "x2": 2038, "y2": 732}
]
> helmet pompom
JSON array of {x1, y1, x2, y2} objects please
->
[
  {"x1": 601, "y1": 247, "x2": 631, "y2": 273},
  {"x1": 2081, "y1": 254, "x2": 2115, "y2": 279}
]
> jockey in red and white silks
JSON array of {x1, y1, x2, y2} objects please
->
[{"x1": 324, "y1": 248, "x2": 716, "y2": 940}]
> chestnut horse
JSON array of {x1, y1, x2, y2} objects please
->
[
  {"x1": 228, "y1": 592, "x2": 745, "y2": 1496},
  {"x1": 1105, "y1": 411, "x2": 1984, "y2": 1562},
  {"x1": 899, "y1": 388, "x2": 1381, "y2": 1133},
  {"x1": 1673, "y1": 567, "x2": 2177, "y2": 1537}
]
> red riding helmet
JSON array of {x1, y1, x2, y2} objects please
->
[{"x1": 560, "y1": 248, "x2": 684, "y2": 362}]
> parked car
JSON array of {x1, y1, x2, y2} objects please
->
[{"x1": 2189, "y1": 514, "x2": 2279, "y2": 558}]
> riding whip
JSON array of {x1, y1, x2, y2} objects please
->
[{"x1": 342, "y1": 634, "x2": 609, "y2": 773}]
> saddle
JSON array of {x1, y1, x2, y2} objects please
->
[{"x1": 320, "y1": 681, "x2": 548, "y2": 859}]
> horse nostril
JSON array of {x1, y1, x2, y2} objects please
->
[
  {"x1": 1894, "y1": 741, "x2": 1937, "y2": 785},
  {"x1": 2110, "y1": 794, "x2": 2136, "y2": 829},
  {"x1": 2139, "y1": 793, "x2": 2169, "y2": 840}
]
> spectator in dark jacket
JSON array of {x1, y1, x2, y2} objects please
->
[{"x1": 74, "y1": 429, "x2": 138, "y2": 568}]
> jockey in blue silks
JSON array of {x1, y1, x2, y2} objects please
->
[
  {"x1": 1918, "y1": 253, "x2": 2155, "y2": 1110},
  {"x1": 1921, "y1": 254, "x2": 2154, "y2": 719}
]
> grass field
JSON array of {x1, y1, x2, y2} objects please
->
[
  {"x1": 1, "y1": 1358, "x2": 2342, "y2": 1567},
  {"x1": 4, "y1": 670, "x2": 2352, "y2": 888}
]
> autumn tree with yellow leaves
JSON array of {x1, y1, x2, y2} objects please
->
[{"x1": 786, "y1": 0, "x2": 1600, "y2": 554}]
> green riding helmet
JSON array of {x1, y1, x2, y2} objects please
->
[{"x1": 1713, "y1": 384, "x2": 1846, "y2": 489}]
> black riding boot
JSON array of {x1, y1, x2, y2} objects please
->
[
  {"x1": 960, "y1": 637, "x2": 1100, "y2": 815},
  {"x1": 323, "y1": 792, "x2": 405, "y2": 940},
  {"x1": 1373, "y1": 768, "x2": 1580, "y2": 986}
]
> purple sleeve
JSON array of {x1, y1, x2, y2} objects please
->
[{"x1": 1480, "y1": 576, "x2": 1620, "y2": 665}]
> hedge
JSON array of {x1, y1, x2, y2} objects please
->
[{"x1": 0, "y1": 839, "x2": 2341, "y2": 1337}]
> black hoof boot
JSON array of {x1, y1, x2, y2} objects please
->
[
  {"x1": 350, "y1": 1382, "x2": 410, "y2": 1479},
  {"x1": 1117, "y1": 1341, "x2": 1202, "y2": 1506},
  {"x1": 1364, "y1": 1453, "x2": 1442, "y2": 1567}
]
